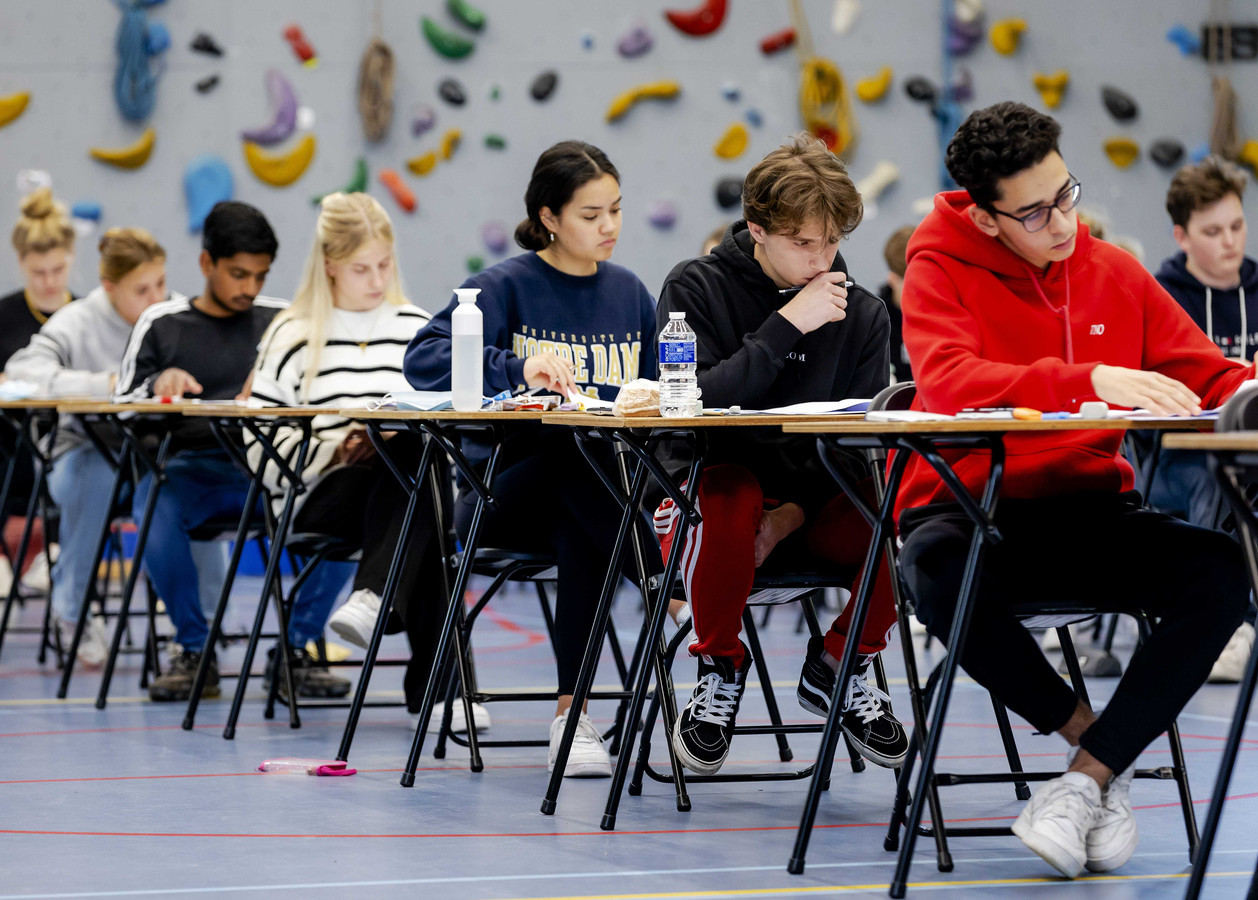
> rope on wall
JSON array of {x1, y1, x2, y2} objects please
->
[
  {"x1": 1207, "y1": 0, "x2": 1242, "y2": 161},
  {"x1": 788, "y1": 0, "x2": 857, "y2": 158},
  {"x1": 111, "y1": 0, "x2": 167, "y2": 123},
  {"x1": 357, "y1": 1, "x2": 396, "y2": 142}
]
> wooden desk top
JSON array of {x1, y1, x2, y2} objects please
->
[
  {"x1": 181, "y1": 404, "x2": 325, "y2": 418},
  {"x1": 55, "y1": 400, "x2": 193, "y2": 415},
  {"x1": 341, "y1": 408, "x2": 553, "y2": 422},
  {"x1": 1163, "y1": 431, "x2": 1258, "y2": 452},
  {"x1": 540, "y1": 412, "x2": 867, "y2": 429},
  {"x1": 0, "y1": 398, "x2": 74, "y2": 410}
]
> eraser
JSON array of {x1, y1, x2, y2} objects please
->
[{"x1": 1079, "y1": 401, "x2": 1108, "y2": 419}]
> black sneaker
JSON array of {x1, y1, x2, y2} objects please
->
[
  {"x1": 839, "y1": 658, "x2": 908, "y2": 769},
  {"x1": 265, "y1": 646, "x2": 352, "y2": 699},
  {"x1": 797, "y1": 635, "x2": 835, "y2": 717},
  {"x1": 149, "y1": 649, "x2": 219, "y2": 702},
  {"x1": 670, "y1": 643, "x2": 751, "y2": 775}
]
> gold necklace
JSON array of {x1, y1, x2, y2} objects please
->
[{"x1": 334, "y1": 305, "x2": 384, "y2": 352}]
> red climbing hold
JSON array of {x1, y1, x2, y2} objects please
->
[{"x1": 664, "y1": 0, "x2": 728, "y2": 37}]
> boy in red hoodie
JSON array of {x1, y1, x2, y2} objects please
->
[{"x1": 897, "y1": 102, "x2": 1251, "y2": 878}]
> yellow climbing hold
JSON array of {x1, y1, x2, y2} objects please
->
[
  {"x1": 1033, "y1": 71, "x2": 1069, "y2": 109},
  {"x1": 990, "y1": 18, "x2": 1026, "y2": 55},
  {"x1": 856, "y1": 67, "x2": 893, "y2": 104},
  {"x1": 440, "y1": 128, "x2": 462, "y2": 160},
  {"x1": 1103, "y1": 137, "x2": 1140, "y2": 168},
  {"x1": 243, "y1": 133, "x2": 317, "y2": 186},
  {"x1": 1239, "y1": 140, "x2": 1258, "y2": 176},
  {"x1": 89, "y1": 127, "x2": 157, "y2": 169},
  {"x1": 605, "y1": 80, "x2": 682, "y2": 123},
  {"x1": 713, "y1": 122, "x2": 749, "y2": 159},
  {"x1": 406, "y1": 150, "x2": 438, "y2": 176},
  {"x1": 0, "y1": 91, "x2": 31, "y2": 128}
]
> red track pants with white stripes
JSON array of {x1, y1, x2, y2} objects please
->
[{"x1": 656, "y1": 464, "x2": 897, "y2": 668}]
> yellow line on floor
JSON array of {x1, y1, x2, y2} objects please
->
[{"x1": 506, "y1": 871, "x2": 1249, "y2": 900}]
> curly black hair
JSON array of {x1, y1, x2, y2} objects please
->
[{"x1": 945, "y1": 102, "x2": 1062, "y2": 209}]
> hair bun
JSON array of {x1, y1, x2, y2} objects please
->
[{"x1": 20, "y1": 187, "x2": 57, "y2": 221}]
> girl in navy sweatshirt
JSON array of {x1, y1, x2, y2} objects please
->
[{"x1": 405, "y1": 141, "x2": 659, "y2": 777}]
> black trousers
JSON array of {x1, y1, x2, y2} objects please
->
[
  {"x1": 454, "y1": 430, "x2": 663, "y2": 697},
  {"x1": 898, "y1": 490, "x2": 1250, "y2": 774},
  {"x1": 295, "y1": 432, "x2": 451, "y2": 710}
]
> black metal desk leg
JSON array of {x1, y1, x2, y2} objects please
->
[{"x1": 0, "y1": 411, "x2": 33, "y2": 657}]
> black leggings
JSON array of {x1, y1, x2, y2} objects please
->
[
  {"x1": 898, "y1": 490, "x2": 1250, "y2": 775},
  {"x1": 454, "y1": 430, "x2": 663, "y2": 696},
  {"x1": 295, "y1": 432, "x2": 451, "y2": 710}
]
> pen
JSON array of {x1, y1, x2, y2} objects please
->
[{"x1": 779, "y1": 280, "x2": 855, "y2": 295}]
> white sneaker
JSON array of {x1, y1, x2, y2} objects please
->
[
  {"x1": 1208, "y1": 622, "x2": 1255, "y2": 684},
  {"x1": 1011, "y1": 771, "x2": 1101, "y2": 878},
  {"x1": 20, "y1": 544, "x2": 58, "y2": 593},
  {"x1": 327, "y1": 589, "x2": 382, "y2": 650},
  {"x1": 1040, "y1": 626, "x2": 1062, "y2": 652},
  {"x1": 55, "y1": 614, "x2": 108, "y2": 668},
  {"x1": 548, "y1": 711, "x2": 612, "y2": 778},
  {"x1": 1065, "y1": 747, "x2": 1137, "y2": 872},
  {"x1": 419, "y1": 701, "x2": 492, "y2": 734}
]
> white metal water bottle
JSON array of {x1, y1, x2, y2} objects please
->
[
  {"x1": 450, "y1": 288, "x2": 483, "y2": 411},
  {"x1": 659, "y1": 311, "x2": 700, "y2": 417}
]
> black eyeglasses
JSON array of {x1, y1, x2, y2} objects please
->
[{"x1": 989, "y1": 179, "x2": 1083, "y2": 233}]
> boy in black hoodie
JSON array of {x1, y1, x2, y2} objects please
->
[
  {"x1": 656, "y1": 134, "x2": 905, "y2": 776},
  {"x1": 1151, "y1": 155, "x2": 1257, "y2": 683}
]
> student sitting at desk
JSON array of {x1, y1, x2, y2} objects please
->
[
  {"x1": 6, "y1": 228, "x2": 170, "y2": 665},
  {"x1": 250, "y1": 192, "x2": 443, "y2": 708},
  {"x1": 114, "y1": 201, "x2": 286, "y2": 702},
  {"x1": 405, "y1": 140, "x2": 661, "y2": 777},
  {"x1": 655, "y1": 134, "x2": 906, "y2": 777},
  {"x1": 896, "y1": 101, "x2": 1252, "y2": 878}
]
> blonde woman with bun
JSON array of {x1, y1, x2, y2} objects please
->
[
  {"x1": 6, "y1": 228, "x2": 173, "y2": 666},
  {"x1": 249, "y1": 192, "x2": 449, "y2": 708},
  {"x1": 2, "y1": 187, "x2": 77, "y2": 366}
]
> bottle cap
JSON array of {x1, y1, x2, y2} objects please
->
[{"x1": 669, "y1": 311, "x2": 685, "y2": 319}]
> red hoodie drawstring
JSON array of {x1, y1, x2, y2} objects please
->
[{"x1": 1026, "y1": 259, "x2": 1074, "y2": 363}]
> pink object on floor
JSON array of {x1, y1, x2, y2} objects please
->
[{"x1": 258, "y1": 758, "x2": 356, "y2": 776}]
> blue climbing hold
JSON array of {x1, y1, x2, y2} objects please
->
[
  {"x1": 1189, "y1": 141, "x2": 1211, "y2": 164},
  {"x1": 183, "y1": 154, "x2": 233, "y2": 233},
  {"x1": 581, "y1": 31, "x2": 595, "y2": 50},
  {"x1": 1167, "y1": 24, "x2": 1201, "y2": 56},
  {"x1": 721, "y1": 82, "x2": 741, "y2": 102},
  {"x1": 144, "y1": 21, "x2": 170, "y2": 55},
  {"x1": 745, "y1": 108, "x2": 764, "y2": 128},
  {"x1": 648, "y1": 200, "x2": 677, "y2": 230},
  {"x1": 70, "y1": 202, "x2": 102, "y2": 222}
]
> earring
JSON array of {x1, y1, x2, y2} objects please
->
[{"x1": 548, "y1": 232, "x2": 555, "y2": 242}]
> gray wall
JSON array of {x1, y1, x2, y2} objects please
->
[{"x1": 1, "y1": 0, "x2": 1255, "y2": 313}]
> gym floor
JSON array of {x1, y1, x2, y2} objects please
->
[{"x1": 1, "y1": 579, "x2": 1254, "y2": 900}]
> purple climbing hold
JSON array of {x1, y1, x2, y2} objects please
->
[
  {"x1": 947, "y1": 17, "x2": 984, "y2": 56},
  {"x1": 483, "y1": 222, "x2": 509, "y2": 255},
  {"x1": 617, "y1": 26, "x2": 653, "y2": 58},
  {"x1": 411, "y1": 104, "x2": 436, "y2": 137},
  {"x1": 721, "y1": 82, "x2": 741, "y2": 102},
  {"x1": 648, "y1": 200, "x2": 677, "y2": 230},
  {"x1": 949, "y1": 67, "x2": 973, "y2": 103},
  {"x1": 745, "y1": 108, "x2": 764, "y2": 128}
]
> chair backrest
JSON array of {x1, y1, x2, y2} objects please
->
[
  {"x1": 1219, "y1": 381, "x2": 1258, "y2": 432},
  {"x1": 870, "y1": 381, "x2": 916, "y2": 412}
]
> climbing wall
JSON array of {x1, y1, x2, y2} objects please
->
[{"x1": 0, "y1": 0, "x2": 1254, "y2": 309}]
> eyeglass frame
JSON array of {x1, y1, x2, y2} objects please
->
[{"x1": 986, "y1": 178, "x2": 1083, "y2": 233}]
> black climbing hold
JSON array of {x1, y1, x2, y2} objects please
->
[
  {"x1": 531, "y1": 70, "x2": 558, "y2": 102},
  {"x1": 195, "y1": 75, "x2": 220, "y2": 94},
  {"x1": 715, "y1": 176, "x2": 743, "y2": 210},
  {"x1": 439, "y1": 78, "x2": 467, "y2": 106},
  {"x1": 1150, "y1": 138, "x2": 1185, "y2": 168},
  {"x1": 1101, "y1": 86, "x2": 1138, "y2": 121},
  {"x1": 190, "y1": 32, "x2": 224, "y2": 57},
  {"x1": 905, "y1": 76, "x2": 938, "y2": 104}
]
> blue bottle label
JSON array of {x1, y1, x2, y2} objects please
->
[{"x1": 659, "y1": 340, "x2": 696, "y2": 364}]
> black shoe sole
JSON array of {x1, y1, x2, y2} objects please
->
[{"x1": 670, "y1": 717, "x2": 728, "y2": 776}]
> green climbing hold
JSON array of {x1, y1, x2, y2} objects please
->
[
  {"x1": 311, "y1": 157, "x2": 368, "y2": 206},
  {"x1": 467, "y1": 255, "x2": 485, "y2": 274},
  {"x1": 489, "y1": 85, "x2": 500, "y2": 101},
  {"x1": 447, "y1": 0, "x2": 486, "y2": 31},
  {"x1": 422, "y1": 16, "x2": 475, "y2": 59},
  {"x1": 484, "y1": 133, "x2": 507, "y2": 150}
]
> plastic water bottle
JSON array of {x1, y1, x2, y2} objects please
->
[
  {"x1": 659, "y1": 311, "x2": 700, "y2": 417},
  {"x1": 450, "y1": 287, "x2": 483, "y2": 411}
]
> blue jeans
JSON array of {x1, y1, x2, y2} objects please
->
[
  {"x1": 134, "y1": 449, "x2": 258, "y2": 649},
  {"x1": 1146, "y1": 449, "x2": 1223, "y2": 528},
  {"x1": 287, "y1": 558, "x2": 355, "y2": 646},
  {"x1": 47, "y1": 442, "x2": 230, "y2": 625}
]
